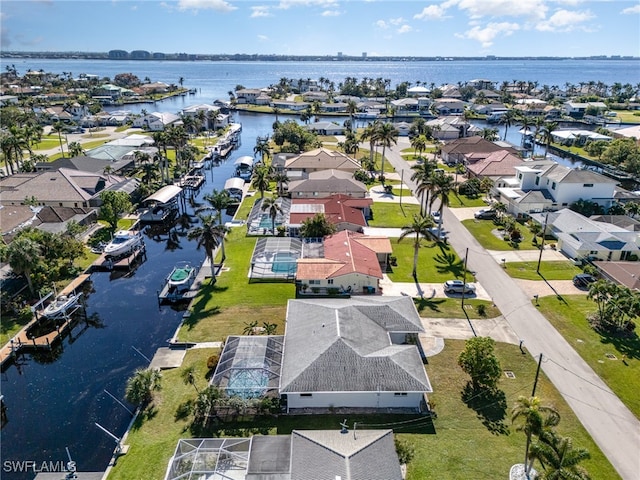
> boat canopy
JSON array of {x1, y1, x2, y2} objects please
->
[
  {"x1": 144, "y1": 185, "x2": 183, "y2": 205},
  {"x1": 224, "y1": 177, "x2": 245, "y2": 192},
  {"x1": 234, "y1": 156, "x2": 254, "y2": 167}
]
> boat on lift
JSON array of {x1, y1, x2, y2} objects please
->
[
  {"x1": 166, "y1": 262, "x2": 198, "y2": 292},
  {"x1": 103, "y1": 230, "x2": 144, "y2": 258},
  {"x1": 42, "y1": 293, "x2": 80, "y2": 319}
]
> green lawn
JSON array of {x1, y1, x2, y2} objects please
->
[
  {"x1": 414, "y1": 297, "x2": 501, "y2": 319},
  {"x1": 504, "y1": 261, "x2": 583, "y2": 280},
  {"x1": 610, "y1": 110, "x2": 640, "y2": 124},
  {"x1": 107, "y1": 341, "x2": 619, "y2": 480},
  {"x1": 537, "y1": 295, "x2": 640, "y2": 419},
  {"x1": 368, "y1": 202, "x2": 422, "y2": 228},
  {"x1": 462, "y1": 219, "x2": 538, "y2": 251},
  {"x1": 177, "y1": 228, "x2": 292, "y2": 343},
  {"x1": 388, "y1": 240, "x2": 470, "y2": 283},
  {"x1": 447, "y1": 194, "x2": 488, "y2": 208}
]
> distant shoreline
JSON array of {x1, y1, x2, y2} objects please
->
[{"x1": 2, "y1": 51, "x2": 639, "y2": 62}]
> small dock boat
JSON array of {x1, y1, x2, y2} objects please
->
[
  {"x1": 103, "y1": 230, "x2": 144, "y2": 258},
  {"x1": 158, "y1": 262, "x2": 199, "y2": 303},
  {"x1": 42, "y1": 293, "x2": 80, "y2": 319}
]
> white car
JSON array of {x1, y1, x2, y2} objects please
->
[{"x1": 443, "y1": 280, "x2": 476, "y2": 294}]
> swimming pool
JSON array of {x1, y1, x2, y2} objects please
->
[
  {"x1": 226, "y1": 368, "x2": 269, "y2": 399},
  {"x1": 271, "y1": 252, "x2": 297, "y2": 274}
]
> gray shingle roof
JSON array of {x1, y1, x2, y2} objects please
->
[{"x1": 281, "y1": 297, "x2": 430, "y2": 394}]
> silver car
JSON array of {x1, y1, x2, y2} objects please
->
[{"x1": 443, "y1": 280, "x2": 476, "y2": 294}]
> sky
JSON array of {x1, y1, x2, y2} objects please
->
[{"x1": 1, "y1": 0, "x2": 639, "y2": 57}]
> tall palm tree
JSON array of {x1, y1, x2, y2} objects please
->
[
  {"x1": 67, "y1": 141, "x2": 84, "y2": 157},
  {"x1": 512, "y1": 396, "x2": 561, "y2": 477},
  {"x1": 272, "y1": 171, "x2": 290, "y2": 196},
  {"x1": 181, "y1": 365, "x2": 200, "y2": 394},
  {"x1": 261, "y1": 197, "x2": 283, "y2": 235},
  {"x1": 346, "y1": 99, "x2": 358, "y2": 126},
  {"x1": 540, "y1": 121, "x2": 558, "y2": 158},
  {"x1": 398, "y1": 214, "x2": 434, "y2": 279},
  {"x1": 375, "y1": 121, "x2": 399, "y2": 184},
  {"x1": 187, "y1": 214, "x2": 229, "y2": 281},
  {"x1": 359, "y1": 122, "x2": 378, "y2": 169},
  {"x1": 430, "y1": 172, "x2": 456, "y2": 233},
  {"x1": 411, "y1": 160, "x2": 437, "y2": 216},
  {"x1": 529, "y1": 434, "x2": 591, "y2": 480},
  {"x1": 6, "y1": 236, "x2": 42, "y2": 295},
  {"x1": 141, "y1": 162, "x2": 160, "y2": 185},
  {"x1": 51, "y1": 122, "x2": 67, "y2": 157},
  {"x1": 499, "y1": 109, "x2": 517, "y2": 141},
  {"x1": 125, "y1": 368, "x2": 162, "y2": 406},
  {"x1": 1, "y1": 127, "x2": 30, "y2": 175},
  {"x1": 410, "y1": 134, "x2": 428, "y2": 159},
  {"x1": 251, "y1": 164, "x2": 272, "y2": 199},
  {"x1": 201, "y1": 189, "x2": 232, "y2": 225}
]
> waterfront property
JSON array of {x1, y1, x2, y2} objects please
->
[
  {"x1": 139, "y1": 184, "x2": 183, "y2": 223},
  {"x1": 280, "y1": 296, "x2": 431, "y2": 412}
]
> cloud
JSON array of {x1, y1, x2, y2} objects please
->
[
  {"x1": 375, "y1": 19, "x2": 389, "y2": 29},
  {"x1": 251, "y1": 5, "x2": 271, "y2": 17},
  {"x1": 414, "y1": 4, "x2": 449, "y2": 20},
  {"x1": 321, "y1": 9, "x2": 341, "y2": 16},
  {"x1": 536, "y1": 9, "x2": 594, "y2": 31},
  {"x1": 397, "y1": 24, "x2": 413, "y2": 34},
  {"x1": 176, "y1": 0, "x2": 236, "y2": 12},
  {"x1": 257, "y1": 34, "x2": 269, "y2": 42},
  {"x1": 456, "y1": 21, "x2": 520, "y2": 47},
  {"x1": 455, "y1": 0, "x2": 548, "y2": 21},
  {"x1": 389, "y1": 17, "x2": 405, "y2": 25},
  {"x1": 277, "y1": 0, "x2": 338, "y2": 9},
  {"x1": 621, "y1": 5, "x2": 640, "y2": 14}
]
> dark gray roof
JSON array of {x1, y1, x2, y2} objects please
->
[
  {"x1": 281, "y1": 297, "x2": 430, "y2": 393},
  {"x1": 246, "y1": 435, "x2": 292, "y2": 480},
  {"x1": 290, "y1": 429, "x2": 402, "y2": 480}
]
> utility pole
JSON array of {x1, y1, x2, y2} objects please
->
[
  {"x1": 536, "y1": 212, "x2": 549, "y2": 274},
  {"x1": 531, "y1": 353, "x2": 543, "y2": 397},
  {"x1": 399, "y1": 169, "x2": 404, "y2": 207},
  {"x1": 461, "y1": 247, "x2": 469, "y2": 310}
]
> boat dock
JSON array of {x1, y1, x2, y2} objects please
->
[
  {"x1": 90, "y1": 245, "x2": 147, "y2": 272},
  {"x1": 0, "y1": 274, "x2": 91, "y2": 368},
  {"x1": 158, "y1": 258, "x2": 210, "y2": 304},
  {"x1": 176, "y1": 175, "x2": 205, "y2": 190}
]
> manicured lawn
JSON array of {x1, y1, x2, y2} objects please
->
[
  {"x1": 368, "y1": 202, "x2": 422, "y2": 228},
  {"x1": 504, "y1": 261, "x2": 582, "y2": 280},
  {"x1": 611, "y1": 110, "x2": 640, "y2": 124},
  {"x1": 414, "y1": 298, "x2": 501, "y2": 319},
  {"x1": 537, "y1": 295, "x2": 640, "y2": 419},
  {"x1": 32, "y1": 136, "x2": 61, "y2": 150},
  {"x1": 108, "y1": 341, "x2": 619, "y2": 480},
  {"x1": 462, "y1": 219, "x2": 538, "y2": 251},
  {"x1": 177, "y1": 228, "x2": 292, "y2": 343},
  {"x1": 388, "y1": 240, "x2": 470, "y2": 283},
  {"x1": 390, "y1": 187, "x2": 417, "y2": 198},
  {"x1": 417, "y1": 340, "x2": 619, "y2": 480},
  {"x1": 447, "y1": 194, "x2": 487, "y2": 208}
]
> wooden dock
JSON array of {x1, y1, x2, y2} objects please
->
[
  {"x1": 158, "y1": 258, "x2": 210, "y2": 304},
  {"x1": 90, "y1": 246, "x2": 146, "y2": 271},
  {"x1": 0, "y1": 274, "x2": 90, "y2": 368}
]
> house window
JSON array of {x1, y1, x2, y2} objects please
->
[
  {"x1": 562, "y1": 203, "x2": 568, "y2": 206},
  {"x1": 535, "y1": 177, "x2": 539, "y2": 185},
  {"x1": 309, "y1": 280, "x2": 320, "y2": 285},
  {"x1": 518, "y1": 173, "x2": 522, "y2": 180},
  {"x1": 590, "y1": 251, "x2": 598, "y2": 255},
  {"x1": 583, "y1": 183, "x2": 593, "y2": 187},
  {"x1": 327, "y1": 279, "x2": 334, "y2": 285},
  {"x1": 300, "y1": 393, "x2": 313, "y2": 397},
  {"x1": 394, "y1": 392, "x2": 408, "y2": 396},
  {"x1": 551, "y1": 182, "x2": 556, "y2": 190}
]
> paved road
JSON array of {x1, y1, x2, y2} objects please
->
[{"x1": 382, "y1": 138, "x2": 640, "y2": 480}]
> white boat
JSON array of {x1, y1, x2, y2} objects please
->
[
  {"x1": 103, "y1": 230, "x2": 143, "y2": 258},
  {"x1": 166, "y1": 262, "x2": 197, "y2": 292},
  {"x1": 43, "y1": 293, "x2": 80, "y2": 318},
  {"x1": 354, "y1": 110, "x2": 379, "y2": 119}
]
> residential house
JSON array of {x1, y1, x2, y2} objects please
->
[
  {"x1": 285, "y1": 148, "x2": 361, "y2": 176},
  {"x1": 433, "y1": 98, "x2": 465, "y2": 115},
  {"x1": 271, "y1": 99, "x2": 309, "y2": 112},
  {"x1": 321, "y1": 102, "x2": 348, "y2": 113},
  {"x1": 497, "y1": 162, "x2": 618, "y2": 215},
  {"x1": 407, "y1": 85, "x2": 430, "y2": 96},
  {"x1": 288, "y1": 170, "x2": 368, "y2": 199},
  {"x1": 390, "y1": 98, "x2": 418, "y2": 113},
  {"x1": 593, "y1": 261, "x2": 640, "y2": 290},
  {"x1": 235, "y1": 88, "x2": 263, "y2": 104},
  {"x1": 132, "y1": 112, "x2": 181, "y2": 131},
  {"x1": 305, "y1": 121, "x2": 345, "y2": 136},
  {"x1": 295, "y1": 230, "x2": 390, "y2": 294},
  {"x1": 180, "y1": 103, "x2": 221, "y2": 130},
  {"x1": 167, "y1": 429, "x2": 403, "y2": 480},
  {"x1": 564, "y1": 101, "x2": 608, "y2": 118},
  {"x1": 0, "y1": 168, "x2": 128, "y2": 208},
  {"x1": 467, "y1": 79, "x2": 496, "y2": 90},
  {"x1": 393, "y1": 121, "x2": 412, "y2": 136},
  {"x1": 288, "y1": 195, "x2": 373, "y2": 236},
  {"x1": 466, "y1": 150, "x2": 524, "y2": 186},
  {"x1": 440, "y1": 136, "x2": 518, "y2": 165},
  {"x1": 137, "y1": 82, "x2": 170, "y2": 95},
  {"x1": 280, "y1": 296, "x2": 431, "y2": 411},
  {"x1": 531, "y1": 208, "x2": 640, "y2": 262}
]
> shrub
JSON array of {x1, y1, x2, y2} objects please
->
[
  {"x1": 395, "y1": 438, "x2": 416, "y2": 465},
  {"x1": 207, "y1": 354, "x2": 220, "y2": 371},
  {"x1": 477, "y1": 304, "x2": 487, "y2": 317}
]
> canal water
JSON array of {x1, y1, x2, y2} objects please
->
[{"x1": 0, "y1": 110, "x2": 275, "y2": 479}]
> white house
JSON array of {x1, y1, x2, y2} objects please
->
[
  {"x1": 280, "y1": 296, "x2": 432, "y2": 412},
  {"x1": 531, "y1": 209, "x2": 640, "y2": 262},
  {"x1": 497, "y1": 161, "x2": 618, "y2": 215},
  {"x1": 132, "y1": 112, "x2": 181, "y2": 131}
]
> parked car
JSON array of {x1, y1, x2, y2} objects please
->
[
  {"x1": 428, "y1": 227, "x2": 447, "y2": 242},
  {"x1": 573, "y1": 273, "x2": 596, "y2": 288},
  {"x1": 443, "y1": 280, "x2": 476, "y2": 294},
  {"x1": 431, "y1": 211, "x2": 441, "y2": 221},
  {"x1": 474, "y1": 208, "x2": 497, "y2": 220}
]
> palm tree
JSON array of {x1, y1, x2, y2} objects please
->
[
  {"x1": 243, "y1": 320, "x2": 259, "y2": 335},
  {"x1": 430, "y1": 172, "x2": 456, "y2": 234},
  {"x1": 540, "y1": 121, "x2": 558, "y2": 158},
  {"x1": 6, "y1": 237, "x2": 42, "y2": 295},
  {"x1": 253, "y1": 137, "x2": 271, "y2": 163},
  {"x1": 51, "y1": 122, "x2": 67, "y2": 157},
  {"x1": 529, "y1": 434, "x2": 591, "y2": 480},
  {"x1": 187, "y1": 214, "x2": 228, "y2": 281},
  {"x1": 272, "y1": 171, "x2": 290, "y2": 196},
  {"x1": 67, "y1": 141, "x2": 84, "y2": 157},
  {"x1": 261, "y1": 197, "x2": 283, "y2": 235},
  {"x1": 251, "y1": 165, "x2": 272, "y2": 199},
  {"x1": 181, "y1": 365, "x2": 199, "y2": 393},
  {"x1": 262, "y1": 322, "x2": 278, "y2": 335},
  {"x1": 512, "y1": 396, "x2": 561, "y2": 477},
  {"x1": 499, "y1": 109, "x2": 517, "y2": 141},
  {"x1": 346, "y1": 99, "x2": 358, "y2": 126},
  {"x1": 398, "y1": 214, "x2": 434, "y2": 279},
  {"x1": 125, "y1": 368, "x2": 162, "y2": 406},
  {"x1": 359, "y1": 122, "x2": 378, "y2": 171},
  {"x1": 201, "y1": 189, "x2": 232, "y2": 225},
  {"x1": 300, "y1": 213, "x2": 336, "y2": 238},
  {"x1": 375, "y1": 122, "x2": 399, "y2": 184},
  {"x1": 411, "y1": 160, "x2": 437, "y2": 216},
  {"x1": 141, "y1": 162, "x2": 160, "y2": 185},
  {"x1": 1, "y1": 127, "x2": 30, "y2": 175},
  {"x1": 410, "y1": 134, "x2": 428, "y2": 159}
]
